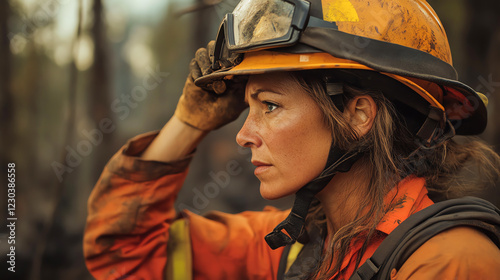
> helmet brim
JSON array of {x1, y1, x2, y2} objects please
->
[{"x1": 195, "y1": 51, "x2": 487, "y2": 136}]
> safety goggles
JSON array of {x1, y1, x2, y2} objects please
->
[
  {"x1": 218, "y1": 0, "x2": 310, "y2": 49},
  {"x1": 212, "y1": 0, "x2": 340, "y2": 69}
]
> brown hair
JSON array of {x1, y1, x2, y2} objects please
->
[{"x1": 288, "y1": 70, "x2": 500, "y2": 280}]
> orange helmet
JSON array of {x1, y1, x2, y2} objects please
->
[{"x1": 197, "y1": 0, "x2": 488, "y2": 141}]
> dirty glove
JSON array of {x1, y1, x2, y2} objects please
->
[{"x1": 174, "y1": 41, "x2": 247, "y2": 131}]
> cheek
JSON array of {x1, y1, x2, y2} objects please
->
[
  {"x1": 284, "y1": 126, "x2": 331, "y2": 179},
  {"x1": 273, "y1": 107, "x2": 331, "y2": 165},
  {"x1": 261, "y1": 110, "x2": 332, "y2": 198}
]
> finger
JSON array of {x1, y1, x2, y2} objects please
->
[
  {"x1": 207, "y1": 40, "x2": 216, "y2": 65},
  {"x1": 195, "y1": 47, "x2": 212, "y2": 76},
  {"x1": 189, "y1": 58, "x2": 202, "y2": 80}
]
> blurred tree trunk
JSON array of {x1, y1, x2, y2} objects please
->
[
  {"x1": 0, "y1": 0, "x2": 13, "y2": 165},
  {"x1": 489, "y1": 28, "x2": 500, "y2": 150},
  {"x1": 193, "y1": 0, "x2": 212, "y2": 52},
  {"x1": 463, "y1": 0, "x2": 500, "y2": 150},
  {"x1": 90, "y1": 0, "x2": 114, "y2": 180},
  {"x1": 30, "y1": 0, "x2": 83, "y2": 277},
  {"x1": 192, "y1": 0, "x2": 214, "y2": 171},
  {"x1": 487, "y1": 28, "x2": 500, "y2": 208},
  {"x1": 462, "y1": 0, "x2": 500, "y2": 207}
]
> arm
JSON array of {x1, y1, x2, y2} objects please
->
[
  {"x1": 84, "y1": 41, "x2": 249, "y2": 279},
  {"x1": 142, "y1": 116, "x2": 207, "y2": 162},
  {"x1": 83, "y1": 130, "x2": 287, "y2": 280}
]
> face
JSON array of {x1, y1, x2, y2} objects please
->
[{"x1": 236, "y1": 73, "x2": 332, "y2": 200}]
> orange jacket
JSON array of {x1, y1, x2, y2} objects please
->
[{"x1": 84, "y1": 132, "x2": 500, "y2": 280}]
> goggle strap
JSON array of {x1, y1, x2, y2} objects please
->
[
  {"x1": 300, "y1": 27, "x2": 458, "y2": 81},
  {"x1": 307, "y1": 16, "x2": 338, "y2": 29}
]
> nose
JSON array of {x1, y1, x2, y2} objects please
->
[{"x1": 236, "y1": 112, "x2": 262, "y2": 148}]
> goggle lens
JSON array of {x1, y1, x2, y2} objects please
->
[{"x1": 232, "y1": 0, "x2": 295, "y2": 46}]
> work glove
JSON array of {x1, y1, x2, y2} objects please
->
[{"x1": 174, "y1": 41, "x2": 247, "y2": 131}]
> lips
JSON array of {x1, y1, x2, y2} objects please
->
[
  {"x1": 251, "y1": 160, "x2": 272, "y2": 175},
  {"x1": 251, "y1": 160, "x2": 271, "y2": 167}
]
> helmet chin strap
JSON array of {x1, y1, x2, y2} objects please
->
[{"x1": 265, "y1": 145, "x2": 364, "y2": 249}]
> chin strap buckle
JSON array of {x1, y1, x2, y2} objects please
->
[
  {"x1": 265, "y1": 211, "x2": 306, "y2": 250},
  {"x1": 265, "y1": 148, "x2": 365, "y2": 250}
]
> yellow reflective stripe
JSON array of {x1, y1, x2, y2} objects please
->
[
  {"x1": 166, "y1": 219, "x2": 192, "y2": 280},
  {"x1": 285, "y1": 242, "x2": 304, "y2": 273},
  {"x1": 322, "y1": 0, "x2": 359, "y2": 22}
]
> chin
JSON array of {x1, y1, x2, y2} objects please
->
[{"x1": 259, "y1": 181, "x2": 298, "y2": 200}]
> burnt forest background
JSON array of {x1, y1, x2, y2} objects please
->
[{"x1": 1, "y1": 0, "x2": 500, "y2": 279}]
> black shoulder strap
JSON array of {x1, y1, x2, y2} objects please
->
[
  {"x1": 350, "y1": 196, "x2": 500, "y2": 280},
  {"x1": 277, "y1": 244, "x2": 292, "y2": 280},
  {"x1": 277, "y1": 224, "x2": 325, "y2": 280}
]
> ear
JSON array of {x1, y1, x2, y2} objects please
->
[{"x1": 343, "y1": 95, "x2": 377, "y2": 138}]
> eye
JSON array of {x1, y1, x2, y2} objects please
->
[{"x1": 264, "y1": 101, "x2": 279, "y2": 113}]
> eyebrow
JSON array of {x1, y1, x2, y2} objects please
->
[{"x1": 245, "y1": 88, "x2": 284, "y2": 103}]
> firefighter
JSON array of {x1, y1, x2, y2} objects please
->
[{"x1": 84, "y1": 0, "x2": 500, "y2": 279}]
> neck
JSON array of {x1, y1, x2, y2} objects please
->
[{"x1": 316, "y1": 159, "x2": 371, "y2": 234}]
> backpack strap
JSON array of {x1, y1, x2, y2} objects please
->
[{"x1": 350, "y1": 196, "x2": 500, "y2": 280}]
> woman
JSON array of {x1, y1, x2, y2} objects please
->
[{"x1": 84, "y1": 0, "x2": 500, "y2": 279}]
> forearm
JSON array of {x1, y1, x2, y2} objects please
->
[{"x1": 142, "y1": 116, "x2": 208, "y2": 162}]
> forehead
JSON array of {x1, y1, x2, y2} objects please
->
[{"x1": 245, "y1": 72, "x2": 302, "y2": 98}]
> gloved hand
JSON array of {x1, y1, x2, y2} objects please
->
[{"x1": 174, "y1": 41, "x2": 247, "y2": 131}]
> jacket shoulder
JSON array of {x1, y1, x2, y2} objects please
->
[{"x1": 392, "y1": 226, "x2": 500, "y2": 279}]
